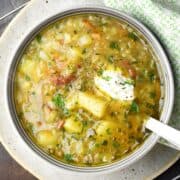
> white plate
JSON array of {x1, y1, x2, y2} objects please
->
[{"x1": 0, "y1": 0, "x2": 179, "y2": 179}]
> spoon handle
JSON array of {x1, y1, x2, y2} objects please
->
[{"x1": 145, "y1": 117, "x2": 180, "y2": 150}]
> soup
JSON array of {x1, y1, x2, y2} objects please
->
[{"x1": 14, "y1": 14, "x2": 161, "y2": 166}]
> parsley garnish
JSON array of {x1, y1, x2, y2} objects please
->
[
  {"x1": 109, "y1": 41, "x2": 119, "y2": 50},
  {"x1": 149, "y1": 72, "x2": 155, "y2": 82},
  {"x1": 52, "y1": 94, "x2": 69, "y2": 116},
  {"x1": 102, "y1": 76, "x2": 111, "y2": 81},
  {"x1": 82, "y1": 48, "x2": 87, "y2": 54},
  {"x1": 97, "y1": 68, "x2": 104, "y2": 76},
  {"x1": 130, "y1": 101, "x2": 139, "y2": 113},
  {"x1": 149, "y1": 92, "x2": 156, "y2": 98},
  {"x1": 106, "y1": 128, "x2": 111, "y2": 135},
  {"x1": 36, "y1": 34, "x2": 42, "y2": 43},
  {"x1": 82, "y1": 120, "x2": 88, "y2": 127},
  {"x1": 124, "y1": 79, "x2": 135, "y2": 85},
  {"x1": 102, "y1": 140, "x2": 108, "y2": 146},
  {"x1": 128, "y1": 32, "x2": 139, "y2": 41},
  {"x1": 112, "y1": 141, "x2": 120, "y2": 148},
  {"x1": 108, "y1": 55, "x2": 114, "y2": 63},
  {"x1": 64, "y1": 154, "x2": 73, "y2": 162},
  {"x1": 25, "y1": 75, "x2": 31, "y2": 81}
]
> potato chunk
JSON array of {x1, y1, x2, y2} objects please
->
[
  {"x1": 77, "y1": 92, "x2": 107, "y2": 118},
  {"x1": 78, "y1": 34, "x2": 92, "y2": 46},
  {"x1": 96, "y1": 121, "x2": 117, "y2": 137},
  {"x1": 37, "y1": 130, "x2": 58, "y2": 147},
  {"x1": 64, "y1": 117, "x2": 83, "y2": 133}
]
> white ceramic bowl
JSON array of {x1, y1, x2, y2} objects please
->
[{"x1": 6, "y1": 6, "x2": 174, "y2": 174}]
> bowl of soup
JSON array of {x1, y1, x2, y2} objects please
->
[{"x1": 7, "y1": 7, "x2": 174, "y2": 173}]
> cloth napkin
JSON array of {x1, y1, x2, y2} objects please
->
[{"x1": 104, "y1": 0, "x2": 180, "y2": 146}]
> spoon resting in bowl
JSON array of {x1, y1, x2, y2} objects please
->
[
  {"x1": 94, "y1": 70, "x2": 180, "y2": 150},
  {"x1": 145, "y1": 117, "x2": 180, "y2": 150}
]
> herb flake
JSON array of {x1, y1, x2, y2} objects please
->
[
  {"x1": 130, "y1": 101, "x2": 139, "y2": 113},
  {"x1": 108, "y1": 55, "x2": 114, "y2": 63},
  {"x1": 102, "y1": 76, "x2": 111, "y2": 81},
  {"x1": 109, "y1": 41, "x2": 119, "y2": 50},
  {"x1": 112, "y1": 141, "x2": 120, "y2": 148},
  {"x1": 36, "y1": 34, "x2": 42, "y2": 43},
  {"x1": 64, "y1": 154, "x2": 73, "y2": 162},
  {"x1": 52, "y1": 94, "x2": 69, "y2": 116},
  {"x1": 128, "y1": 32, "x2": 139, "y2": 41}
]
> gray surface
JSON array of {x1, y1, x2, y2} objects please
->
[{"x1": 0, "y1": 0, "x2": 29, "y2": 34}]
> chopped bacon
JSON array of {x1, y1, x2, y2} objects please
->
[
  {"x1": 77, "y1": 64, "x2": 82, "y2": 69},
  {"x1": 57, "y1": 120, "x2": 65, "y2": 129},
  {"x1": 37, "y1": 121, "x2": 42, "y2": 127},
  {"x1": 83, "y1": 19, "x2": 96, "y2": 31},
  {"x1": 58, "y1": 39, "x2": 64, "y2": 45},
  {"x1": 92, "y1": 33, "x2": 101, "y2": 40},
  {"x1": 51, "y1": 74, "x2": 76, "y2": 86},
  {"x1": 120, "y1": 60, "x2": 137, "y2": 78}
]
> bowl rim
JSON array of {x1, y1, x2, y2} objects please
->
[{"x1": 6, "y1": 6, "x2": 175, "y2": 173}]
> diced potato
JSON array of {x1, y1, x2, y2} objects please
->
[
  {"x1": 19, "y1": 59, "x2": 36, "y2": 75},
  {"x1": 37, "y1": 130, "x2": 58, "y2": 147},
  {"x1": 66, "y1": 93, "x2": 78, "y2": 110},
  {"x1": 78, "y1": 34, "x2": 92, "y2": 46},
  {"x1": 19, "y1": 59, "x2": 44, "y2": 82},
  {"x1": 63, "y1": 33, "x2": 71, "y2": 44},
  {"x1": 76, "y1": 141, "x2": 85, "y2": 155},
  {"x1": 67, "y1": 47, "x2": 82, "y2": 61},
  {"x1": 64, "y1": 117, "x2": 83, "y2": 133},
  {"x1": 77, "y1": 92, "x2": 107, "y2": 118},
  {"x1": 19, "y1": 80, "x2": 32, "y2": 92},
  {"x1": 39, "y1": 50, "x2": 49, "y2": 60},
  {"x1": 102, "y1": 153, "x2": 114, "y2": 162},
  {"x1": 96, "y1": 121, "x2": 117, "y2": 137}
]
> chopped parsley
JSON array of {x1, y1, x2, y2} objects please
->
[
  {"x1": 112, "y1": 141, "x2": 120, "y2": 148},
  {"x1": 149, "y1": 72, "x2": 155, "y2": 82},
  {"x1": 97, "y1": 68, "x2": 104, "y2": 76},
  {"x1": 26, "y1": 122, "x2": 34, "y2": 132},
  {"x1": 102, "y1": 76, "x2": 111, "y2": 81},
  {"x1": 36, "y1": 34, "x2": 42, "y2": 43},
  {"x1": 106, "y1": 128, "x2": 111, "y2": 135},
  {"x1": 149, "y1": 92, "x2": 156, "y2": 98},
  {"x1": 128, "y1": 32, "x2": 139, "y2": 41},
  {"x1": 52, "y1": 94, "x2": 69, "y2": 116},
  {"x1": 102, "y1": 140, "x2": 108, "y2": 146},
  {"x1": 64, "y1": 154, "x2": 73, "y2": 162},
  {"x1": 82, "y1": 120, "x2": 88, "y2": 127},
  {"x1": 130, "y1": 101, "x2": 139, "y2": 113},
  {"x1": 31, "y1": 91, "x2": 36, "y2": 95},
  {"x1": 108, "y1": 55, "x2": 114, "y2": 63},
  {"x1": 95, "y1": 143, "x2": 100, "y2": 148},
  {"x1": 109, "y1": 41, "x2": 119, "y2": 50},
  {"x1": 25, "y1": 75, "x2": 31, "y2": 81},
  {"x1": 124, "y1": 79, "x2": 135, "y2": 85},
  {"x1": 82, "y1": 48, "x2": 87, "y2": 54}
]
